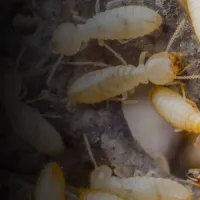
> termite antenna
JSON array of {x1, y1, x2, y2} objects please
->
[
  {"x1": 46, "y1": 55, "x2": 64, "y2": 86},
  {"x1": 165, "y1": 18, "x2": 186, "y2": 52},
  {"x1": 176, "y1": 75, "x2": 200, "y2": 80},
  {"x1": 175, "y1": 63, "x2": 200, "y2": 80},
  {"x1": 83, "y1": 134, "x2": 98, "y2": 169}
]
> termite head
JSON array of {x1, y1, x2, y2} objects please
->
[
  {"x1": 145, "y1": 52, "x2": 182, "y2": 85},
  {"x1": 50, "y1": 22, "x2": 86, "y2": 56},
  {"x1": 186, "y1": 169, "x2": 200, "y2": 187}
]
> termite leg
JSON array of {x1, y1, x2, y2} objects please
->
[
  {"x1": 111, "y1": 92, "x2": 138, "y2": 104},
  {"x1": 117, "y1": 39, "x2": 132, "y2": 44},
  {"x1": 47, "y1": 55, "x2": 64, "y2": 87},
  {"x1": 179, "y1": 83, "x2": 198, "y2": 109},
  {"x1": 139, "y1": 51, "x2": 151, "y2": 65},
  {"x1": 70, "y1": 11, "x2": 87, "y2": 23},
  {"x1": 178, "y1": 63, "x2": 193, "y2": 75},
  {"x1": 80, "y1": 41, "x2": 89, "y2": 52},
  {"x1": 112, "y1": 164, "x2": 127, "y2": 178},
  {"x1": 111, "y1": 92, "x2": 128, "y2": 101},
  {"x1": 145, "y1": 170, "x2": 159, "y2": 177},
  {"x1": 133, "y1": 170, "x2": 144, "y2": 177},
  {"x1": 98, "y1": 40, "x2": 127, "y2": 65},
  {"x1": 149, "y1": 153, "x2": 171, "y2": 176},
  {"x1": 83, "y1": 134, "x2": 98, "y2": 169},
  {"x1": 123, "y1": 99, "x2": 139, "y2": 104},
  {"x1": 66, "y1": 61, "x2": 112, "y2": 68},
  {"x1": 133, "y1": 170, "x2": 159, "y2": 177}
]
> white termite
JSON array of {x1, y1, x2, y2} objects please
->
[{"x1": 67, "y1": 18, "x2": 200, "y2": 105}]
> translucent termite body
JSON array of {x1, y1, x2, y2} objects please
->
[
  {"x1": 150, "y1": 86, "x2": 200, "y2": 149},
  {"x1": 150, "y1": 86, "x2": 200, "y2": 134},
  {"x1": 90, "y1": 165, "x2": 193, "y2": 200},
  {"x1": 51, "y1": 5, "x2": 162, "y2": 56},
  {"x1": 67, "y1": 52, "x2": 184, "y2": 104}
]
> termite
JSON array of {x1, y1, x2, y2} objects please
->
[
  {"x1": 1, "y1": 50, "x2": 66, "y2": 155},
  {"x1": 83, "y1": 134, "x2": 193, "y2": 200},
  {"x1": 51, "y1": 0, "x2": 162, "y2": 64},
  {"x1": 186, "y1": 169, "x2": 200, "y2": 188},
  {"x1": 187, "y1": 0, "x2": 200, "y2": 42},
  {"x1": 150, "y1": 86, "x2": 200, "y2": 148},
  {"x1": 122, "y1": 84, "x2": 182, "y2": 176},
  {"x1": 90, "y1": 164, "x2": 193, "y2": 200},
  {"x1": 67, "y1": 18, "x2": 200, "y2": 105},
  {"x1": 35, "y1": 162, "x2": 66, "y2": 200}
]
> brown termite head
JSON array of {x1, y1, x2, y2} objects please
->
[
  {"x1": 50, "y1": 22, "x2": 88, "y2": 56},
  {"x1": 145, "y1": 52, "x2": 182, "y2": 85}
]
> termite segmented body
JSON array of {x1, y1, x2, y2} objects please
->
[
  {"x1": 90, "y1": 165, "x2": 193, "y2": 200},
  {"x1": 67, "y1": 19, "x2": 193, "y2": 104},
  {"x1": 35, "y1": 162, "x2": 66, "y2": 200},
  {"x1": 67, "y1": 51, "x2": 183, "y2": 104},
  {"x1": 150, "y1": 86, "x2": 200, "y2": 134},
  {"x1": 51, "y1": 5, "x2": 162, "y2": 56},
  {"x1": 186, "y1": 169, "x2": 200, "y2": 187},
  {"x1": 68, "y1": 64, "x2": 148, "y2": 104},
  {"x1": 77, "y1": 6, "x2": 162, "y2": 40},
  {"x1": 187, "y1": 0, "x2": 200, "y2": 41}
]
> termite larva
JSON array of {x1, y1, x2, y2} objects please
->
[
  {"x1": 187, "y1": 0, "x2": 200, "y2": 41},
  {"x1": 68, "y1": 19, "x2": 200, "y2": 104},
  {"x1": 51, "y1": 0, "x2": 162, "y2": 60},
  {"x1": 150, "y1": 86, "x2": 200, "y2": 147},
  {"x1": 35, "y1": 162, "x2": 66, "y2": 200},
  {"x1": 186, "y1": 169, "x2": 200, "y2": 187}
]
